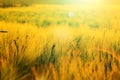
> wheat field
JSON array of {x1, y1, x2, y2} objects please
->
[{"x1": 0, "y1": 4, "x2": 120, "y2": 80}]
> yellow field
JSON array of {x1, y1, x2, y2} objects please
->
[{"x1": 0, "y1": 4, "x2": 120, "y2": 80}]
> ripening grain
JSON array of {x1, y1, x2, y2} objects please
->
[{"x1": 0, "y1": 4, "x2": 120, "y2": 80}]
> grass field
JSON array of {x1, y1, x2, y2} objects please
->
[{"x1": 0, "y1": 4, "x2": 120, "y2": 80}]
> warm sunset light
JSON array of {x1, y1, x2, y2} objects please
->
[
  {"x1": 0, "y1": 0, "x2": 120, "y2": 80},
  {"x1": 76, "y1": 0, "x2": 103, "y2": 8},
  {"x1": 78, "y1": 0, "x2": 102, "y2": 5}
]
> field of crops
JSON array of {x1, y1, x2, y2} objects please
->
[{"x1": 0, "y1": 4, "x2": 120, "y2": 80}]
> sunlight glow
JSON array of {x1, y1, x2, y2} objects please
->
[
  {"x1": 53, "y1": 26, "x2": 73, "y2": 42},
  {"x1": 78, "y1": 0, "x2": 102, "y2": 8}
]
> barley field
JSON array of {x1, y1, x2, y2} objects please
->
[{"x1": 0, "y1": 4, "x2": 120, "y2": 80}]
